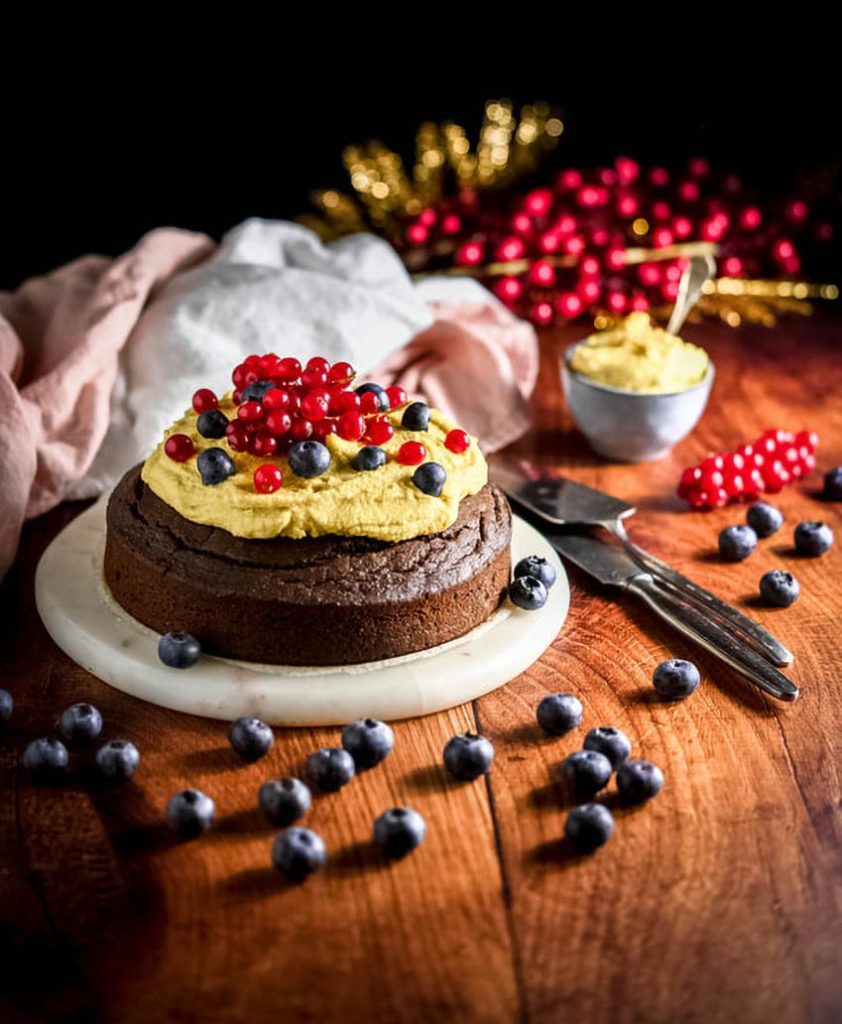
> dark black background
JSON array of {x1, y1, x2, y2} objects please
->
[{"x1": 3, "y1": 48, "x2": 839, "y2": 289}]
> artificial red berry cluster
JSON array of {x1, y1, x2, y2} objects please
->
[{"x1": 678, "y1": 428, "x2": 819, "y2": 510}]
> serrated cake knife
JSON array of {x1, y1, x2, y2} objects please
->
[
  {"x1": 489, "y1": 462, "x2": 793, "y2": 667},
  {"x1": 551, "y1": 532, "x2": 799, "y2": 703}
]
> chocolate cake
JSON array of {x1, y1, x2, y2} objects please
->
[{"x1": 105, "y1": 466, "x2": 511, "y2": 666}]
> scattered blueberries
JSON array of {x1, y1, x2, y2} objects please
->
[
  {"x1": 373, "y1": 807, "x2": 426, "y2": 859},
  {"x1": 288, "y1": 440, "x2": 331, "y2": 479},
  {"x1": 508, "y1": 575, "x2": 548, "y2": 611},
  {"x1": 559, "y1": 749, "x2": 612, "y2": 799},
  {"x1": 583, "y1": 726, "x2": 632, "y2": 769},
  {"x1": 259, "y1": 777, "x2": 312, "y2": 826},
  {"x1": 272, "y1": 827, "x2": 326, "y2": 882},
  {"x1": 401, "y1": 401, "x2": 431, "y2": 431},
  {"x1": 0, "y1": 689, "x2": 14, "y2": 723},
  {"x1": 513, "y1": 555, "x2": 557, "y2": 591},
  {"x1": 240, "y1": 380, "x2": 275, "y2": 403},
  {"x1": 443, "y1": 732, "x2": 495, "y2": 781},
  {"x1": 306, "y1": 748, "x2": 356, "y2": 793},
  {"x1": 564, "y1": 803, "x2": 615, "y2": 854},
  {"x1": 196, "y1": 409, "x2": 229, "y2": 439},
  {"x1": 759, "y1": 569, "x2": 800, "y2": 608},
  {"x1": 824, "y1": 466, "x2": 842, "y2": 501},
  {"x1": 794, "y1": 520, "x2": 834, "y2": 557},
  {"x1": 158, "y1": 632, "x2": 202, "y2": 669},
  {"x1": 23, "y1": 737, "x2": 69, "y2": 780},
  {"x1": 351, "y1": 445, "x2": 387, "y2": 472},
  {"x1": 167, "y1": 789, "x2": 216, "y2": 839},
  {"x1": 355, "y1": 382, "x2": 390, "y2": 412},
  {"x1": 652, "y1": 659, "x2": 700, "y2": 700},
  {"x1": 95, "y1": 739, "x2": 140, "y2": 783},
  {"x1": 198, "y1": 447, "x2": 235, "y2": 486},
  {"x1": 536, "y1": 693, "x2": 583, "y2": 736},
  {"x1": 616, "y1": 759, "x2": 664, "y2": 805},
  {"x1": 229, "y1": 717, "x2": 274, "y2": 761},
  {"x1": 341, "y1": 718, "x2": 394, "y2": 770},
  {"x1": 718, "y1": 524, "x2": 757, "y2": 562},
  {"x1": 746, "y1": 502, "x2": 783, "y2": 538},
  {"x1": 59, "y1": 702, "x2": 103, "y2": 745},
  {"x1": 412, "y1": 462, "x2": 447, "y2": 497}
]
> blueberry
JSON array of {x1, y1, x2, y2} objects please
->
[
  {"x1": 288, "y1": 440, "x2": 331, "y2": 478},
  {"x1": 583, "y1": 726, "x2": 632, "y2": 769},
  {"x1": 306, "y1": 748, "x2": 356, "y2": 792},
  {"x1": 259, "y1": 777, "x2": 312, "y2": 826},
  {"x1": 616, "y1": 759, "x2": 664, "y2": 804},
  {"x1": 355, "y1": 383, "x2": 390, "y2": 411},
  {"x1": 229, "y1": 717, "x2": 274, "y2": 761},
  {"x1": 240, "y1": 380, "x2": 274, "y2": 403},
  {"x1": 536, "y1": 693, "x2": 583, "y2": 736},
  {"x1": 158, "y1": 632, "x2": 201, "y2": 669},
  {"x1": 746, "y1": 502, "x2": 783, "y2": 538},
  {"x1": 351, "y1": 445, "x2": 387, "y2": 472},
  {"x1": 167, "y1": 788, "x2": 216, "y2": 838},
  {"x1": 508, "y1": 575, "x2": 548, "y2": 610},
  {"x1": 59, "y1": 702, "x2": 103, "y2": 745},
  {"x1": 401, "y1": 402, "x2": 431, "y2": 431},
  {"x1": 23, "y1": 737, "x2": 69, "y2": 779},
  {"x1": 95, "y1": 739, "x2": 140, "y2": 783},
  {"x1": 412, "y1": 462, "x2": 447, "y2": 497},
  {"x1": 718, "y1": 524, "x2": 757, "y2": 561},
  {"x1": 559, "y1": 750, "x2": 612, "y2": 798},
  {"x1": 0, "y1": 689, "x2": 14, "y2": 723},
  {"x1": 824, "y1": 466, "x2": 842, "y2": 501},
  {"x1": 759, "y1": 569, "x2": 800, "y2": 607},
  {"x1": 271, "y1": 827, "x2": 326, "y2": 882},
  {"x1": 794, "y1": 520, "x2": 834, "y2": 557},
  {"x1": 196, "y1": 409, "x2": 229, "y2": 439},
  {"x1": 564, "y1": 803, "x2": 615, "y2": 854},
  {"x1": 373, "y1": 807, "x2": 426, "y2": 859},
  {"x1": 197, "y1": 447, "x2": 235, "y2": 486},
  {"x1": 341, "y1": 718, "x2": 395, "y2": 769},
  {"x1": 443, "y1": 732, "x2": 495, "y2": 781},
  {"x1": 652, "y1": 659, "x2": 700, "y2": 700},
  {"x1": 514, "y1": 555, "x2": 557, "y2": 590}
]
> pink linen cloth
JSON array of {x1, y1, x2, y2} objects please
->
[{"x1": 0, "y1": 229, "x2": 537, "y2": 580}]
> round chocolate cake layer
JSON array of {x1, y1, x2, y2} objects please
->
[{"x1": 104, "y1": 466, "x2": 512, "y2": 666}]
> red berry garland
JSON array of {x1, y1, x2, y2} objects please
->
[{"x1": 678, "y1": 428, "x2": 819, "y2": 510}]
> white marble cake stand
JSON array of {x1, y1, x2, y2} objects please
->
[{"x1": 35, "y1": 498, "x2": 569, "y2": 725}]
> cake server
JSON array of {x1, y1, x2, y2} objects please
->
[
  {"x1": 489, "y1": 463, "x2": 793, "y2": 666},
  {"x1": 550, "y1": 531, "x2": 799, "y2": 703}
]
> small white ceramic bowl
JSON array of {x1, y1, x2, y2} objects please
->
[{"x1": 561, "y1": 343, "x2": 715, "y2": 463}]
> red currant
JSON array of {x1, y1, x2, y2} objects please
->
[
  {"x1": 254, "y1": 463, "x2": 283, "y2": 494},
  {"x1": 250, "y1": 431, "x2": 278, "y2": 457},
  {"x1": 385, "y1": 385, "x2": 408, "y2": 409},
  {"x1": 277, "y1": 357, "x2": 302, "y2": 383},
  {"x1": 327, "y1": 361, "x2": 356, "y2": 385},
  {"x1": 232, "y1": 364, "x2": 248, "y2": 389},
  {"x1": 192, "y1": 388, "x2": 218, "y2": 414},
  {"x1": 260, "y1": 353, "x2": 281, "y2": 376},
  {"x1": 301, "y1": 368, "x2": 328, "y2": 389},
  {"x1": 266, "y1": 411, "x2": 292, "y2": 436},
  {"x1": 312, "y1": 420, "x2": 337, "y2": 441},
  {"x1": 306, "y1": 356, "x2": 331, "y2": 375},
  {"x1": 337, "y1": 411, "x2": 366, "y2": 441},
  {"x1": 444, "y1": 429, "x2": 470, "y2": 454},
  {"x1": 300, "y1": 388, "x2": 331, "y2": 421},
  {"x1": 290, "y1": 418, "x2": 313, "y2": 441},
  {"x1": 331, "y1": 390, "x2": 360, "y2": 414},
  {"x1": 244, "y1": 354, "x2": 262, "y2": 368},
  {"x1": 164, "y1": 434, "x2": 195, "y2": 462},
  {"x1": 397, "y1": 441, "x2": 426, "y2": 466},
  {"x1": 359, "y1": 392, "x2": 381, "y2": 415},
  {"x1": 263, "y1": 388, "x2": 291, "y2": 412},
  {"x1": 365, "y1": 417, "x2": 394, "y2": 446},
  {"x1": 237, "y1": 401, "x2": 264, "y2": 423},
  {"x1": 232, "y1": 389, "x2": 242, "y2": 405},
  {"x1": 225, "y1": 422, "x2": 250, "y2": 452}
]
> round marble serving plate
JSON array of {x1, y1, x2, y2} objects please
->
[{"x1": 35, "y1": 498, "x2": 569, "y2": 725}]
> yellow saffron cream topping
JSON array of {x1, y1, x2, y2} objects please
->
[
  {"x1": 570, "y1": 312, "x2": 709, "y2": 394},
  {"x1": 141, "y1": 397, "x2": 487, "y2": 542}
]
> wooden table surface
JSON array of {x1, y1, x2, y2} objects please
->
[{"x1": 2, "y1": 313, "x2": 841, "y2": 1024}]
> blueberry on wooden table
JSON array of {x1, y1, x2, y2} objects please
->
[
  {"x1": 373, "y1": 807, "x2": 426, "y2": 860},
  {"x1": 536, "y1": 693, "x2": 583, "y2": 736},
  {"x1": 259, "y1": 778, "x2": 312, "y2": 827},
  {"x1": 23, "y1": 738, "x2": 70, "y2": 780},
  {"x1": 272, "y1": 827, "x2": 326, "y2": 882},
  {"x1": 59, "y1": 702, "x2": 103, "y2": 745},
  {"x1": 306, "y1": 748, "x2": 356, "y2": 792},
  {"x1": 823, "y1": 466, "x2": 842, "y2": 500},
  {"x1": 759, "y1": 570, "x2": 800, "y2": 607},
  {"x1": 746, "y1": 502, "x2": 783, "y2": 538},
  {"x1": 341, "y1": 718, "x2": 394, "y2": 769},
  {"x1": 167, "y1": 789, "x2": 216, "y2": 838},
  {"x1": 652, "y1": 659, "x2": 700, "y2": 700},
  {"x1": 0, "y1": 689, "x2": 14, "y2": 723},
  {"x1": 616, "y1": 759, "x2": 664, "y2": 804},
  {"x1": 96, "y1": 740, "x2": 141, "y2": 783},
  {"x1": 559, "y1": 750, "x2": 612, "y2": 799},
  {"x1": 564, "y1": 803, "x2": 615, "y2": 854},
  {"x1": 718, "y1": 524, "x2": 758, "y2": 561},
  {"x1": 583, "y1": 726, "x2": 632, "y2": 769},
  {"x1": 794, "y1": 521, "x2": 834, "y2": 557},
  {"x1": 443, "y1": 733, "x2": 495, "y2": 781},
  {"x1": 229, "y1": 717, "x2": 274, "y2": 761}
]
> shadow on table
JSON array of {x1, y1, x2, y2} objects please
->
[
  {"x1": 223, "y1": 866, "x2": 296, "y2": 899},
  {"x1": 179, "y1": 746, "x2": 238, "y2": 774}
]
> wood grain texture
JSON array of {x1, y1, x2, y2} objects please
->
[{"x1": 1, "y1": 313, "x2": 841, "y2": 1024}]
